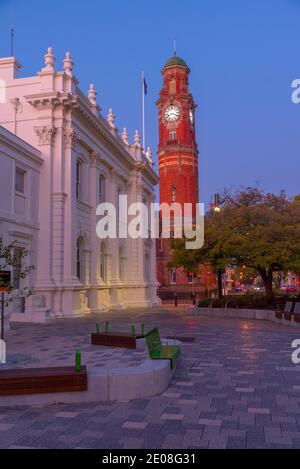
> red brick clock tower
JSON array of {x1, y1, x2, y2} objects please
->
[{"x1": 157, "y1": 54, "x2": 215, "y2": 299}]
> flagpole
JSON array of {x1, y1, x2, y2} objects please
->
[{"x1": 142, "y1": 71, "x2": 145, "y2": 152}]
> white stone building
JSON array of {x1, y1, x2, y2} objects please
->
[{"x1": 0, "y1": 49, "x2": 159, "y2": 323}]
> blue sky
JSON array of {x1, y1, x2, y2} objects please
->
[{"x1": 0, "y1": 0, "x2": 299, "y2": 207}]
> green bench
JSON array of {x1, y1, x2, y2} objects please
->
[{"x1": 145, "y1": 327, "x2": 181, "y2": 369}]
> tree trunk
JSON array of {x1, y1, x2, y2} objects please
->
[
  {"x1": 217, "y1": 269, "x2": 223, "y2": 299},
  {"x1": 258, "y1": 268, "x2": 274, "y2": 298}
]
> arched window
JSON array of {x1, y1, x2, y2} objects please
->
[
  {"x1": 144, "y1": 253, "x2": 150, "y2": 282},
  {"x1": 76, "y1": 160, "x2": 83, "y2": 201},
  {"x1": 170, "y1": 269, "x2": 177, "y2": 285},
  {"x1": 99, "y1": 174, "x2": 105, "y2": 201},
  {"x1": 169, "y1": 129, "x2": 176, "y2": 141},
  {"x1": 100, "y1": 242, "x2": 107, "y2": 282},
  {"x1": 76, "y1": 238, "x2": 83, "y2": 281}
]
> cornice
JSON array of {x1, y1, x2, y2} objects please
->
[
  {"x1": 74, "y1": 91, "x2": 136, "y2": 169},
  {"x1": 0, "y1": 126, "x2": 43, "y2": 165},
  {"x1": 24, "y1": 91, "x2": 77, "y2": 109}
]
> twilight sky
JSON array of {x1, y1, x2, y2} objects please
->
[{"x1": 0, "y1": 0, "x2": 299, "y2": 207}]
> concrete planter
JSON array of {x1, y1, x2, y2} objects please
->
[
  {"x1": 0, "y1": 338, "x2": 180, "y2": 406},
  {"x1": 188, "y1": 307, "x2": 300, "y2": 328}
]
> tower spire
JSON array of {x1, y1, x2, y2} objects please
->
[
  {"x1": 10, "y1": 0, "x2": 16, "y2": 56},
  {"x1": 173, "y1": 39, "x2": 176, "y2": 57},
  {"x1": 10, "y1": 28, "x2": 14, "y2": 56}
]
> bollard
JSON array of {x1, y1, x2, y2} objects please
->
[
  {"x1": 192, "y1": 293, "x2": 196, "y2": 306},
  {"x1": 96, "y1": 323, "x2": 100, "y2": 335},
  {"x1": 141, "y1": 324, "x2": 145, "y2": 337},
  {"x1": 105, "y1": 321, "x2": 109, "y2": 333},
  {"x1": 75, "y1": 350, "x2": 81, "y2": 372},
  {"x1": 174, "y1": 293, "x2": 178, "y2": 307},
  {"x1": 131, "y1": 325, "x2": 136, "y2": 338}
]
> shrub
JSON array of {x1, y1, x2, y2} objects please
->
[{"x1": 197, "y1": 294, "x2": 294, "y2": 310}]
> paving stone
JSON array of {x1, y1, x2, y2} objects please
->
[
  {"x1": 198, "y1": 418, "x2": 222, "y2": 426},
  {"x1": 248, "y1": 408, "x2": 271, "y2": 415},
  {"x1": 161, "y1": 414, "x2": 184, "y2": 421},
  {"x1": 2, "y1": 308, "x2": 300, "y2": 448},
  {"x1": 120, "y1": 437, "x2": 144, "y2": 449},
  {"x1": 161, "y1": 433, "x2": 183, "y2": 448},
  {"x1": 122, "y1": 421, "x2": 148, "y2": 430},
  {"x1": 0, "y1": 423, "x2": 15, "y2": 431},
  {"x1": 226, "y1": 436, "x2": 246, "y2": 448}
]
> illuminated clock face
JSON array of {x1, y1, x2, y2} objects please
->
[
  {"x1": 189, "y1": 110, "x2": 194, "y2": 124},
  {"x1": 164, "y1": 105, "x2": 180, "y2": 122}
]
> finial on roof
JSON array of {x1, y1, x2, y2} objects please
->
[
  {"x1": 134, "y1": 130, "x2": 141, "y2": 147},
  {"x1": 88, "y1": 84, "x2": 97, "y2": 105},
  {"x1": 173, "y1": 39, "x2": 176, "y2": 57},
  {"x1": 146, "y1": 146, "x2": 153, "y2": 164},
  {"x1": 63, "y1": 51, "x2": 73, "y2": 76},
  {"x1": 122, "y1": 128, "x2": 129, "y2": 145},
  {"x1": 87, "y1": 84, "x2": 101, "y2": 115},
  {"x1": 107, "y1": 108, "x2": 116, "y2": 129},
  {"x1": 42, "y1": 47, "x2": 55, "y2": 72}
]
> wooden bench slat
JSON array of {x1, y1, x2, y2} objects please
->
[
  {"x1": 0, "y1": 384, "x2": 87, "y2": 396},
  {"x1": 91, "y1": 333, "x2": 137, "y2": 349},
  {"x1": 0, "y1": 377, "x2": 86, "y2": 388},
  {"x1": 0, "y1": 366, "x2": 87, "y2": 378},
  {"x1": 0, "y1": 366, "x2": 88, "y2": 396}
]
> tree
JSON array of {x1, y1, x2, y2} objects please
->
[
  {"x1": 170, "y1": 187, "x2": 300, "y2": 298},
  {"x1": 0, "y1": 236, "x2": 34, "y2": 338}
]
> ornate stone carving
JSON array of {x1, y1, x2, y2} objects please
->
[
  {"x1": 109, "y1": 168, "x2": 118, "y2": 182},
  {"x1": 122, "y1": 127, "x2": 129, "y2": 145},
  {"x1": 64, "y1": 127, "x2": 78, "y2": 148},
  {"x1": 107, "y1": 108, "x2": 116, "y2": 129},
  {"x1": 90, "y1": 150, "x2": 100, "y2": 167},
  {"x1": 63, "y1": 51, "x2": 74, "y2": 76},
  {"x1": 88, "y1": 84, "x2": 101, "y2": 114},
  {"x1": 34, "y1": 125, "x2": 56, "y2": 145},
  {"x1": 146, "y1": 146, "x2": 154, "y2": 166},
  {"x1": 41, "y1": 47, "x2": 55, "y2": 72},
  {"x1": 134, "y1": 130, "x2": 141, "y2": 147}
]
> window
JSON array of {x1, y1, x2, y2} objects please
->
[
  {"x1": 144, "y1": 253, "x2": 150, "y2": 282},
  {"x1": 100, "y1": 243, "x2": 107, "y2": 282},
  {"x1": 170, "y1": 269, "x2": 177, "y2": 285},
  {"x1": 76, "y1": 161, "x2": 82, "y2": 200},
  {"x1": 99, "y1": 174, "x2": 105, "y2": 201},
  {"x1": 169, "y1": 129, "x2": 176, "y2": 141},
  {"x1": 76, "y1": 239, "x2": 82, "y2": 281},
  {"x1": 119, "y1": 247, "x2": 125, "y2": 281},
  {"x1": 171, "y1": 187, "x2": 176, "y2": 203},
  {"x1": 13, "y1": 247, "x2": 23, "y2": 290},
  {"x1": 15, "y1": 168, "x2": 25, "y2": 193},
  {"x1": 187, "y1": 272, "x2": 194, "y2": 284}
]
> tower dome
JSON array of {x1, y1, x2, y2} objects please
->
[{"x1": 162, "y1": 55, "x2": 190, "y2": 72}]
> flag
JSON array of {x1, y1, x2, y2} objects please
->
[{"x1": 143, "y1": 75, "x2": 148, "y2": 95}]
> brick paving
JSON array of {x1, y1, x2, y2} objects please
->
[{"x1": 1, "y1": 307, "x2": 300, "y2": 448}]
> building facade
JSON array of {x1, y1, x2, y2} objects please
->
[
  {"x1": 0, "y1": 49, "x2": 159, "y2": 323},
  {"x1": 156, "y1": 55, "x2": 216, "y2": 299},
  {"x1": 0, "y1": 125, "x2": 42, "y2": 322}
]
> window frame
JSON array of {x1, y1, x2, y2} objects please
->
[{"x1": 15, "y1": 167, "x2": 26, "y2": 194}]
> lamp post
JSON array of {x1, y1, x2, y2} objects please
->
[{"x1": 211, "y1": 194, "x2": 225, "y2": 299}]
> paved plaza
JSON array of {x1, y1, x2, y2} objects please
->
[{"x1": 1, "y1": 307, "x2": 300, "y2": 449}]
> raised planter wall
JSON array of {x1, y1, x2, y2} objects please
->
[{"x1": 192, "y1": 307, "x2": 300, "y2": 327}]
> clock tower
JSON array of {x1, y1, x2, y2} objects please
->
[{"x1": 157, "y1": 54, "x2": 212, "y2": 298}]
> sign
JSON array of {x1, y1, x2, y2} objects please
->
[{"x1": 0, "y1": 271, "x2": 11, "y2": 292}]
